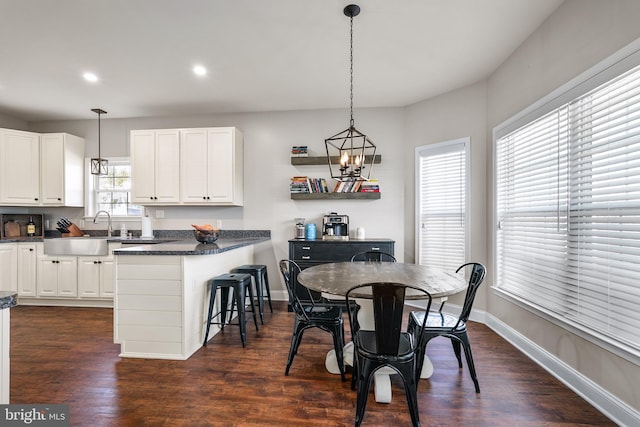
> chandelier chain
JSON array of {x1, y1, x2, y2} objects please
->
[{"x1": 349, "y1": 14, "x2": 354, "y2": 128}]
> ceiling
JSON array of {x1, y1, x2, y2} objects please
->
[{"x1": 0, "y1": 0, "x2": 563, "y2": 122}]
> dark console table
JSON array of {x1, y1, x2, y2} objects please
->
[{"x1": 288, "y1": 238, "x2": 395, "y2": 303}]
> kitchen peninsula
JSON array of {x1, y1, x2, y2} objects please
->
[{"x1": 113, "y1": 232, "x2": 270, "y2": 360}]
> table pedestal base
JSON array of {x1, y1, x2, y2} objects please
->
[{"x1": 325, "y1": 344, "x2": 434, "y2": 404}]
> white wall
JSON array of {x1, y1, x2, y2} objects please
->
[{"x1": 404, "y1": 81, "x2": 487, "y2": 310}]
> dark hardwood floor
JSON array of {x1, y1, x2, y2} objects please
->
[{"x1": 10, "y1": 303, "x2": 614, "y2": 426}]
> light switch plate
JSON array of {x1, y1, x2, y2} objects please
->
[{"x1": 156, "y1": 209, "x2": 164, "y2": 218}]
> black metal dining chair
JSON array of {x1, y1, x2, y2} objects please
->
[
  {"x1": 346, "y1": 282, "x2": 432, "y2": 427},
  {"x1": 407, "y1": 262, "x2": 486, "y2": 392},
  {"x1": 350, "y1": 251, "x2": 397, "y2": 262},
  {"x1": 278, "y1": 260, "x2": 347, "y2": 381}
]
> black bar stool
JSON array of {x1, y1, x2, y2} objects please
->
[
  {"x1": 230, "y1": 264, "x2": 273, "y2": 324},
  {"x1": 203, "y1": 273, "x2": 259, "y2": 348}
]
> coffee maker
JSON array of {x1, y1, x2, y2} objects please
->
[{"x1": 322, "y1": 212, "x2": 349, "y2": 240}]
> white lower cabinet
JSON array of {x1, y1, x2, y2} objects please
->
[
  {"x1": 37, "y1": 255, "x2": 77, "y2": 297},
  {"x1": 77, "y1": 245, "x2": 116, "y2": 298},
  {"x1": 0, "y1": 245, "x2": 17, "y2": 292},
  {"x1": 17, "y1": 243, "x2": 37, "y2": 297}
]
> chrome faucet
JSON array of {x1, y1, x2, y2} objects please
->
[{"x1": 93, "y1": 210, "x2": 112, "y2": 237}]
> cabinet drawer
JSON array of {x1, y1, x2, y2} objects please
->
[{"x1": 290, "y1": 241, "x2": 394, "y2": 262}]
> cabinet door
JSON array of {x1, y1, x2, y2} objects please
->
[
  {"x1": 131, "y1": 130, "x2": 157, "y2": 203},
  {"x1": 100, "y1": 257, "x2": 115, "y2": 297},
  {"x1": 17, "y1": 244, "x2": 37, "y2": 297},
  {"x1": 40, "y1": 134, "x2": 65, "y2": 205},
  {"x1": 180, "y1": 128, "x2": 210, "y2": 203},
  {"x1": 0, "y1": 129, "x2": 40, "y2": 205},
  {"x1": 131, "y1": 130, "x2": 180, "y2": 204},
  {"x1": 77, "y1": 258, "x2": 100, "y2": 298},
  {"x1": 57, "y1": 257, "x2": 77, "y2": 297},
  {"x1": 207, "y1": 128, "x2": 234, "y2": 202},
  {"x1": 0, "y1": 245, "x2": 17, "y2": 292},
  {"x1": 37, "y1": 257, "x2": 59, "y2": 296},
  {"x1": 153, "y1": 130, "x2": 180, "y2": 203}
]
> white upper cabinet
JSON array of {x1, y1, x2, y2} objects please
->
[
  {"x1": 0, "y1": 128, "x2": 84, "y2": 207},
  {"x1": 180, "y1": 127, "x2": 243, "y2": 206},
  {"x1": 0, "y1": 129, "x2": 40, "y2": 205},
  {"x1": 40, "y1": 133, "x2": 84, "y2": 206},
  {"x1": 130, "y1": 129, "x2": 180, "y2": 204}
]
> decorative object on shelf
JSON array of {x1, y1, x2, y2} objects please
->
[
  {"x1": 324, "y1": 4, "x2": 376, "y2": 183},
  {"x1": 90, "y1": 108, "x2": 108, "y2": 175},
  {"x1": 291, "y1": 146, "x2": 308, "y2": 157}
]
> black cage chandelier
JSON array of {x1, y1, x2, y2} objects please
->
[
  {"x1": 90, "y1": 108, "x2": 108, "y2": 175},
  {"x1": 325, "y1": 4, "x2": 376, "y2": 182}
]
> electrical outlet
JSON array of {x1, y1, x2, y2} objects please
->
[
  {"x1": 79, "y1": 220, "x2": 85, "y2": 228},
  {"x1": 156, "y1": 209, "x2": 164, "y2": 219}
]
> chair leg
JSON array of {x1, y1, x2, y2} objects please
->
[
  {"x1": 458, "y1": 333, "x2": 480, "y2": 393},
  {"x1": 246, "y1": 282, "x2": 259, "y2": 331},
  {"x1": 331, "y1": 324, "x2": 346, "y2": 381},
  {"x1": 397, "y1": 361, "x2": 421, "y2": 427},
  {"x1": 252, "y1": 272, "x2": 265, "y2": 325},
  {"x1": 451, "y1": 339, "x2": 463, "y2": 368},
  {"x1": 203, "y1": 283, "x2": 216, "y2": 346},
  {"x1": 354, "y1": 357, "x2": 375, "y2": 427},
  {"x1": 231, "y1": 287, "x2": 247, "y2": 348},
  {"x1": 285, "y1": 319, "x2": 302, "y2": 375}
]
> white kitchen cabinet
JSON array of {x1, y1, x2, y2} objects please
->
[
  {"x1": 37, "y1": 254, "x2": 77, "y2": 298},
  {"x1": 0, "y1": 129, "x2": 40, "y2": 205},
  {"x1": 77, "y1": 243, "x2": 118, "y2": 298},
  {"x1": 180, "y1": 127, "x2": 243, "y2": 206},
  {"x1": 17, "y1": 243, "x2": 37, "y2": 297},
  {"x1": 130, "y1": 129, "x2": 180, "y2": 204},
  {"x1": 0, "y1": 244, "x2": 17, "y2": 292},
  {"x1": 40, "y1": 133, "x2": 85, "y2": 206}
]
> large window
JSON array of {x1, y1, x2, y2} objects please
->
[
  {"x1": 495, "y1": 64, "x2": 640, "y2": 352},
  {"x1": 416, "y1": 138, "x2": 469, "y2": 272},
  {"x1": 86, "y1": 158, "x2": 141, "y2": 218}
]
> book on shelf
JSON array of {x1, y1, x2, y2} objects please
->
[
  {"x1": 331, "y1": 178, "x2": 369, "y2": 193},
  {"x1": 290, "y1": 145, "x2": 309, "y2": 157},
  {"x1": 290, "y1": 176, "x2": 311, "y2": 193},
  {"x1": 290, "y1": 176, "x2": 331, "y2": 193},
  {"x1": 359, "y1": 179, "x2": 380, "y2": 192}
]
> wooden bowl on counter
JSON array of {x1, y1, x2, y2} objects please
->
[{"x1": 193, "y1": 229, "x2": 219, "y2": 244}]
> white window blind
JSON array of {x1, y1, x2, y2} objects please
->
[
  {"x1": 496, "y1": 65, "x2": 640, "y2": 350},
  {"x1": 416, "y1": 139, "x2": 468, "y2": 272}
]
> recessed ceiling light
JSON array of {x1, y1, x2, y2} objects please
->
[
  {"x1": 193, "y1": 65, "x2": 207, "y2": 76},
  {"x1": 83, "y1": 72, "x2": 98, "y2": 82}
]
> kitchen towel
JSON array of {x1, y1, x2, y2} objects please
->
[{"x1": 141, "y1": 217, "x2": 153, "y2": 238}]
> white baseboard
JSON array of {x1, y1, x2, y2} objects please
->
[{"x1": 486, "y1": 314, "x2": 639, "y2": 427}]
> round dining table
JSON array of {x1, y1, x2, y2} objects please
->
[{"x1": 297, "y1": 261, "x2": 468, "y2": 403}]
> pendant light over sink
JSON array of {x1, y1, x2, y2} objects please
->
[
  {"x1": 90, "y1": 108, "x2": 108, "y2": 175},
  {"x1": 325, "y1": 4, "x2": 376, "y2": 182}
]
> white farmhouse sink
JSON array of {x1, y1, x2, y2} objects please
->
[{"x1": 43, "y1": 237, "x2": 109, "y2": 256}]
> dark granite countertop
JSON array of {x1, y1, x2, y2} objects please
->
[
  {"x1": 0, "y1": 291, "x2": 17, "y2": 309},
  {"x1": 113, "y1": 236, "x2": 270, "y2": 256}
]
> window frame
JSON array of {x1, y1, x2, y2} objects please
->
[
  {"x1": 492, "y1": 38, "x2": 640, "y2": 364},
  {"x1": 415, "y1": 137, "x2": 470, "y2": 271},
  {"x1": 84, "y1": 157, "x2": 141, "y2": 221}
]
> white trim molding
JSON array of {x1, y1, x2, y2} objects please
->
[{"x1": 486, "y1": 314, "x2": 640, "y2": 427}]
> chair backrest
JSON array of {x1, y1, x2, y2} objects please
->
[
  {"x1": 346, "y1": 282, "x2": 432, "y2": 356},
  {"x1": 278, "y1": 260, "x2": 310, "y2": 320},
  {"x1": 350, "y1": 251, "x2": 397, "y2": 263},
  {"x1": 455, "y1": 262, "x2": 486, "y2": 324}
]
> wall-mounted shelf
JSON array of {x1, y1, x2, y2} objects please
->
[
  {"x1": 291, "y1": 192, "x2": 380, "y2": 200},
  {"x1": 290, "y1": 155, "x2": 382, "y2": 166}
]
